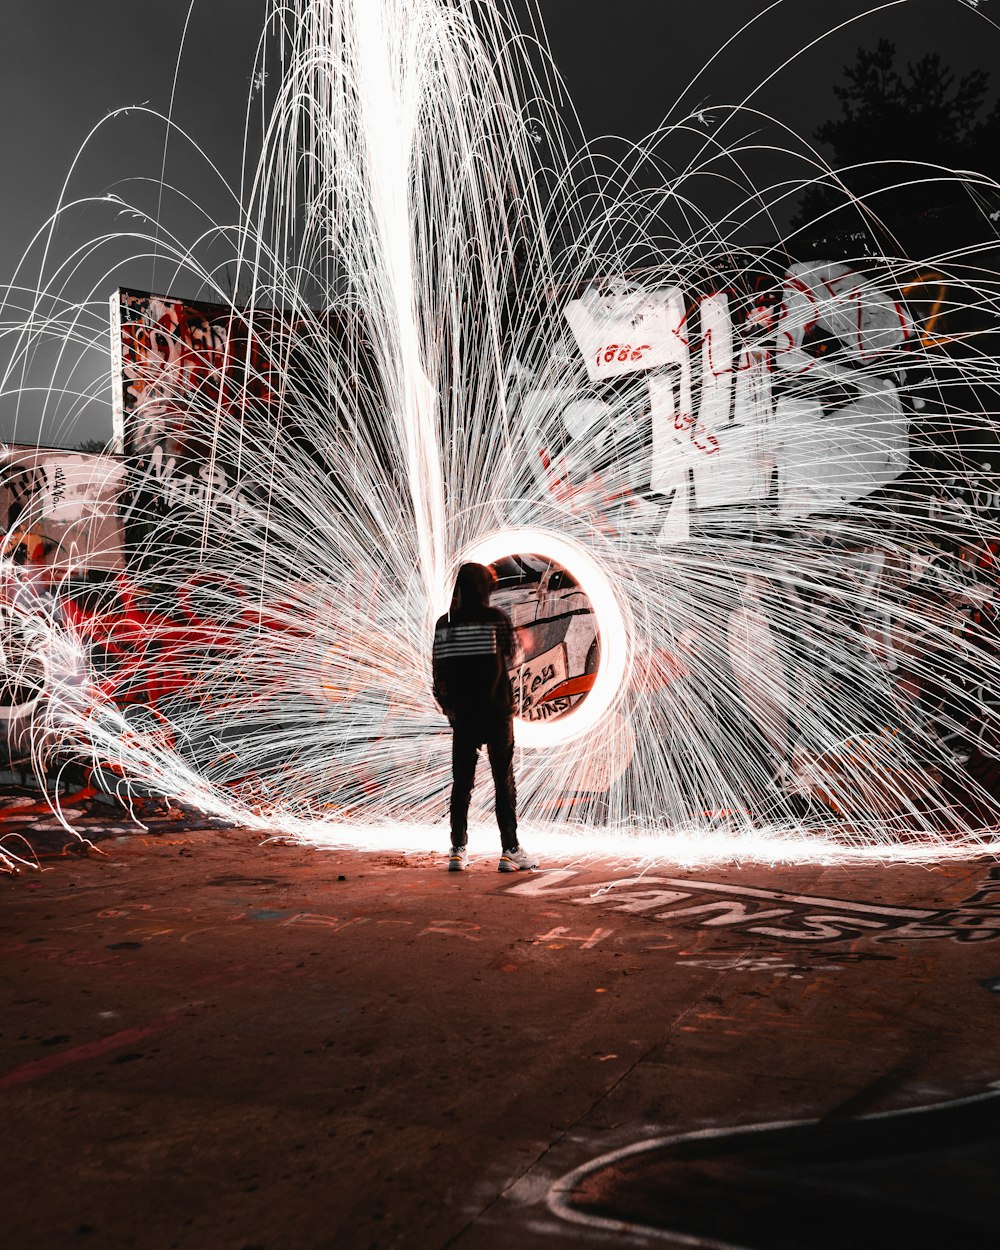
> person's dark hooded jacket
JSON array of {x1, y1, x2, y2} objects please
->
[{"x1": 432, "y1": 563, "x2": 517, "y2": 724}]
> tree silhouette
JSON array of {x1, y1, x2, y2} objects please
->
[
  {"x1": 73, "y1": 437, "x2": 110, "y2": 455},
  {"x1": 792, "y1": 38, "x2": 1000, "y2": 250}
]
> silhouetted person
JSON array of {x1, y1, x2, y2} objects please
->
[{"x1": 432, "y1": 562, "x2": 537, "y2": 872}]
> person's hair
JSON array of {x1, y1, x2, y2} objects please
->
[{"x1": 453, "y1": 561, "x2": 497, "y2": 607}]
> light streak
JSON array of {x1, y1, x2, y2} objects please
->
[{"x1": 3, "y1": 1, "x2": 1000, "y2": 868}]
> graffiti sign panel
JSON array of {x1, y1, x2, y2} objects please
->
[{"x1": 110, "y1": 289, "x2": 292, "y2": 557}]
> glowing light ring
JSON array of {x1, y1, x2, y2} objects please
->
[{"x1": 463, "y1": 529, "x2": 629, "y2": 748}]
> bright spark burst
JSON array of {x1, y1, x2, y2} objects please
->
[{"x1": 4, "y1": 0, "x2": 1000, "y2": 870}]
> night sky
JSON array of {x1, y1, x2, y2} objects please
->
[{"x1": 0, "y1": 0, "x2": 994, "y2": 445}]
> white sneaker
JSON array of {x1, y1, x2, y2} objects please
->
[
  {"x1": 447, "y1": 845, "x2": 468, "y2": 872},
  {"x1": 498, "y1": 845, "x2": 537, "y2": 872}
]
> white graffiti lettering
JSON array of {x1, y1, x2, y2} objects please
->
[{"x1": 502, "y1": 869, "x2": 1000, "y2": 945}]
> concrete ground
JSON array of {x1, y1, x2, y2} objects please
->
[{"x1": 2, "y1": 817, "x2": 999, "y2": 1250}]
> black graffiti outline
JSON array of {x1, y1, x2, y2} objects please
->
[{"x1": 546, "y1": 1085, "x2": 1000, "y2": 1246}]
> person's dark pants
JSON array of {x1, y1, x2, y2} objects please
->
[{"x1": 450, "y1": 716, "x2": 517, "y2": 852}]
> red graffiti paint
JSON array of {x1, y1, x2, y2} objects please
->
[{"x1": 0, "y1": 1014, "x2": 180, "y2": 1089}]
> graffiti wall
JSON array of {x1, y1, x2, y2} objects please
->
[
  {"x1": 0, "y1": 445, "x2": 124, "y2": 575},
  {"x1": 111, "y1": 266, "x2": 938, "y2": 548},
  {"x1": 512, "y1": 259, "x2": 1000, "y2": 817},
  {"x1": 110, "y1": 289, "x2": 290, "y2": 557},
  {"x1": 0, "y1": 446, "x2": 126, "y2": 766},
  {"x1": 105, "y1": 290, "x2": 349, "y2": 798},
  {"x1": 92, "y1": 266, "x2": 1000, "y2": 825},
  {"x1": 524, "y1": 261, "x2": 917, "y2": 544}
]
